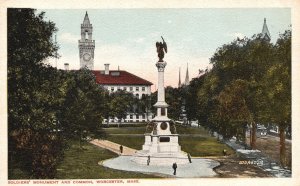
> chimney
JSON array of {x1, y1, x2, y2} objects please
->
[
  {"x1": 104, "y1": 64, "x2": 110, "y2": 75},
  {"x1": 64, "y1": 63, "x2": 69, "y2": 71}
]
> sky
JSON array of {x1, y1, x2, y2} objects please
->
[{"x1": 40, "y1": 8, "x2": 291, "y2": 89}]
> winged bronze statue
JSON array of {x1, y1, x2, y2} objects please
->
[{"x1": 156, "y1": 36, "x2": 167, "y2": 62}]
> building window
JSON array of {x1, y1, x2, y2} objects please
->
[
  {"x1": 123, "y1": 87, "x2": 127, "y2": 91},
  {"x1": 142, "y1": 87, "x2": 145, "y2": 91},
  {"x1": 117, "y1": 87, "x2": 121, "y2": 91},
  {"x1": 130, "y1": 115, "x2": 133, "y2": 119},
  {"x1": 136, "y1": 87, "x2": 139, "y2": 91},
  {"x1": 130, "y1": 87, "x2": 133, "y2": 91},
  {"x1": 111, "y1": 87, "x2": 114, "y2": 92},
  {"x1": 85, "y1": 30, "x2": 88, "y2": 40}
]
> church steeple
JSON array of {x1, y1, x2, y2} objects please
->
[
  {"x1": 261, "y1": 18, "x2": 271, "y2": 42},
  {"x1": 184, "y1": 63, "x2": 189, "y2": 86},
  {"x1": 178, "y1": 67, "x2": 181, "y2": 88}
]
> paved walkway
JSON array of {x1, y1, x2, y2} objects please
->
[
  {"x1": 217, "y1": 135, "x2": 292, "y2": 177},
  {"x1": 90, "y1": 139, "x2": 220, "y2": 177},
  {"x1": 187, "y1": 124, "x2": 292, "y2": 178},
  {"x1": 90, "y1": 139, "x2": 137, "y2": 155},
  {"x1": 91, "y1": 135, "x2": 291, "y2": 178},
  {"x1": 102, "y1": 156, "x2": 219, "y2": 178}
]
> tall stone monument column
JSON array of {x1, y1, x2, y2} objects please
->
[
  {"x1": 153, "y1": 61, "x2": 171, "y2": 129},
  {"x1": 155, "y1": 61, "x2": 167, "y2": 107},
  {"x1": 131, "y1": 37, "x2": 189, "y2": 165}
]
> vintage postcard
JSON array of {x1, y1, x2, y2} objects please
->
[{"x1": 1, "y1": 0, "x2": 299, "y2": 186}]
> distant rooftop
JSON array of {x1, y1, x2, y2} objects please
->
[{"x1": 92, "y1": 70, "x2": 153, "y2": 86}]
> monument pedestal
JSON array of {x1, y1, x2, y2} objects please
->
[{"x1": 131, "y1": 132, "x2": 189, "y2": 165}]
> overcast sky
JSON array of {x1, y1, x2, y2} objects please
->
[{"x1": 40, "y1": 8, "x2": 291, "y2": 89}]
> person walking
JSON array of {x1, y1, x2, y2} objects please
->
[
  {"x1": 147, "y1": 155, "x2": 150, "y2": 166},
  {"x1": 120, "y1": 145, "x2": 123, "y2": 154},
  {"x1": 172, "y1": 162, "x2": 177, "y2": 175},
  {"x1": 222, "y1": 149, "x2": 227, "y2": 156},
  {"x1": 187, "y1": 153, "x2": 192, "y2": 163}
]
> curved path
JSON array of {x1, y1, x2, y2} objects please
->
[
  {"x1": 102, "y1": 156, "x2": 219, "y2": 178},
  {"x1": 90, "y1": 139, "x2": 220, "y2": 178},
  {"x1": 90, "y1": 139, "x2": 137, "y2": 155}
]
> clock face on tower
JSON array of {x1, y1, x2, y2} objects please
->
[{"x1": 83, "y1": 53, "x2": 91, "y2": 61}]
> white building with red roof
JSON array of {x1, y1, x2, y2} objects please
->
[{"x1": 92, "y1": 64, "x2": 152, "y2": 99}]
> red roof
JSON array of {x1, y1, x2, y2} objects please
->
[{"x1": 92, "y1": 70, "x2": 153, "y2": 86}]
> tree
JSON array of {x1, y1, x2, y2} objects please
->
[
  {"x1": 242, "y1": 36, "x2": 275, "y2": 149},
  {"x1": 165, "y1": 86, "x2": 182, "y2": 120},
  {"x1": 109, "y1": 90, "x2": 136, "y2": 126},
  {"x1": 60, "y1": 69, "x2": 106, "y2": 148},
  {"x1": 208, "y1": 35, "x2": 275, "y2": 148},
  {"x1": 185, "y1": 74, "x2": 206, "y2": 122},
  {"x1": 8, "y1": 9, "x2": 58, "y2": 131},
  {"x1": 263, "y1": 30, "x2": 291, "y2": 167},
  {"x1": 216, "y1": 79, "x2": 251, "y2": 142},
  {"x1": 197, "y1": 70, "x2": 220, "y2": 132},
  {"x1": 8, "y1": 8, "x2": 62, "y2": 178},
  {"x1": 150, "y1": 90, "x2": 158, "y2": 114},
  {"x1": 140, "y1": 94, "x2": 152, "y2": 122}
]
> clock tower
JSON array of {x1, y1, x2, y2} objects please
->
[{"x1": 79, "y1": 11, "x2": 95, "y2": 70}]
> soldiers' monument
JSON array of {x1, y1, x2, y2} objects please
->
[{"x1": 132, "y1": 37, "x2": 189, "y2": 165}]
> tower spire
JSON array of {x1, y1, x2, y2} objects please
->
[
  {"x1": 185, "y1": 63, "x2": 189, "y2": 86},
  {"x1": 261, "y1": 18, "x2": 271, "y2": 42},
  {"x1": 178, "y1": 67, "x2": 181, "y2": 88},
  {"x1": 83, "y1": 11, "x2": 90, "y2": 25}
]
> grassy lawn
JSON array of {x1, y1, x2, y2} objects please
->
[
  {"x1": 106, "y1": 135, "x2": 145, "y2": 150},
  {"x1": 56, "y1": 139, "x2": 159, "y2": 179},
  {"x1": 101, "y1": 124, "x2": 235, "y2": 157},
  {"x1": 176, "y1": 125, "x2": 234, "y2": 156},
  {"x1": 8, "y1": 163, "x2": 32, "y2": 179},
  {"x1": 102, "y1": 126, "x2": 146, "y2": 134},
  {"x1": 99, "y1": 126, "x2": 146, "y2": 149},
  {"x1": 175, "y1": 125, "x2": 212, "y2": 136},
  {"x1": 9, "y1": 125, "x2": 234, "y2": 179},
  {"x1": 180, "y1": 136, "x2": 234, "y2": 156}
]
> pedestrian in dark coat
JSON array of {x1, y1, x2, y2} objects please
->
[
  {"x1": 120, "y1": 145, "x2": 123, "y2": 154},
  {"x1": 188, "y1": 153, "x2": 192, "y2": 163},
  {"x1": 172, "y1": 162, "x2": 177, "y2": 175},
  {"x1": 147, "y1": 155, "x2": 150, "y2": 166}
]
